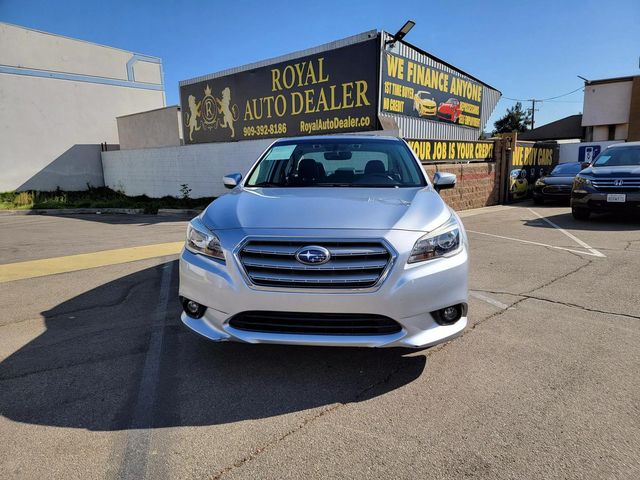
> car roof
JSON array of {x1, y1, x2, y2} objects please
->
[
  {"x1": 273, "y1": 134, "x2": 403, "y2": 144},
  {"x1": 608, "y1": 141, "x2": 640, "y2": 148}
]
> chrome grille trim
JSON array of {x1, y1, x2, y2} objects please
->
[
  {"x1": 592, "y1": 178, "x2": 640, "y2": 191},
  {"x1": 241, "y1": 257, "x2": 388, "y2": 271},
  {"x1": 235, "y1": 238, "x2": 396, "y2": 291},
  {"x1": 542, "y1": 185, "x2": 571, "y2": 193}
]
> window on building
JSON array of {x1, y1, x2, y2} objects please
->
[{"x1": 608, "y1": 125, "x2": 616, "y2": 141}]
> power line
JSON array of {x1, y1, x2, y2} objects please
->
[
  {"x1": 501, "y1": 85, "x2": 585, "y2": 129},
  {"x1": 501, "y1": 85, "x2": 584, "y2": 102},
  {"x1": 537, "y1": 86, "x2": 584, "y2": 101}
]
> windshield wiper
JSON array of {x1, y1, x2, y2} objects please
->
[{"x1": 249, "y1": 182, "x2": 284, "y2": 187}]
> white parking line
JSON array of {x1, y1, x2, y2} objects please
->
[
  {"x1": 527, "y1": 208, "x2": 606, "y2": 258},
  {"x1": 467, "y1": 230, "x2": 605, "y2": 257},
  {"x1": 469, "y1": 291, "x2": 511, "y2": 310}
]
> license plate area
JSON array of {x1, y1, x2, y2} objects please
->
[{"x1": 607, "y1": 194, "x2": 626, "y2": 203}]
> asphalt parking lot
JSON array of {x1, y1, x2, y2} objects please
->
[{"x1": 1, "y1": 204, "x2": 639, "y2": 480}]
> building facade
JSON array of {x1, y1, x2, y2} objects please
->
[
  {"x1": 582, "y1": 75, "x2": 640, "y2": 142},
  {"x1": 0, "y1": 22, "x2": 166, "y2": 191},
  {"x1": 103, "y1": 30, "x2": 502, "y2": 201}
]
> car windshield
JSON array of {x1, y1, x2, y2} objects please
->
[
  {"x1": 593, "y1": 146, "x2": 640, "y2": 167},
  {"x1": 550, "y1": 163, "x2": 582, "y2": 175},
  {"x1": 245, "y1": 138, "x2": 426, "y2": 188}
]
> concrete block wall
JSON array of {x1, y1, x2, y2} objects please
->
[
  {"x1": 101, "y1": 138, "x2": 274, "y2": 198},
  {"x1": 423, "y1": 162, "x2": 499, "y2": 211},
  {"x1": 103, "y1": 137, "x2": 500, "y2": 211}
]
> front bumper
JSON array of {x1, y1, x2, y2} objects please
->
[
  {"x1": 178, "y1": 228, "x2": 468, "y2": 348},
  {"x1": 417, "y1": 104, "x2": 436, "y2": 116},
  {"x1": 533, "y1": 184, "x2": 572, "y2": 200},
  {"x1": 437, "y1": 112, "x2": 454, "y2": 121},
  {"x1": 571, "y1": 190, "x2": 640, "y2": 212}
]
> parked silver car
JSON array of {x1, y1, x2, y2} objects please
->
[{"x1": 179, "y1": 136, "x2": 468, "y2": 348}]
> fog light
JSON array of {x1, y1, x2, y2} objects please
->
[
  {"x1": 442, "y1": 306, "x2": 459, "y2": 322},
  {"x1": 180, "y1": 297, "x2": 206, "y2": 319},
  {"x1": 432, "y1": 303, "x2": 466, "y2": 326}
]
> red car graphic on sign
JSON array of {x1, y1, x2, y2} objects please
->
[{"x1": 437, "y1": 98, "x2": 462, "y2": 123}]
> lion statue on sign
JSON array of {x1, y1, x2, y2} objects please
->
[
  {"x1": 186, "y1": 95, "x2": 201, "y2": 141},
  {"x1": 216, "y1": 87, "x2": 235, "y2": 138}
]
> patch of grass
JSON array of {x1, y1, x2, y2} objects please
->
[{"x1": 0, "y1": 187, "x2": 215, "y2": 214}]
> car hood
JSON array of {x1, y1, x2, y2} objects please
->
[
  {"x1": 201, "y1": 187, "x2": 451, "y2": 232},
  {"x1": 581, "y1": 165, "x2": 640, "y2": 177}
]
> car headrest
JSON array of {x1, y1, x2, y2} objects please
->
[
  {"x1": 365, "y1": 160, "x2": 385, "y2": 174},
  {"x1": 298, "y1": 158, "x2": 318, "y2": 180},
  {"x1": 331, "y1": 168, "x2": 354, "y2": 183}
]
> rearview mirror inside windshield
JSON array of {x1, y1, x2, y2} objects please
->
[{"x1": 324, "y1": 151, "x2": 352, "y2": 160}]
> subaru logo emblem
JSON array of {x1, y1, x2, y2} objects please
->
[
  {"x1": 614, "y1": 179, "x2": 624, "y2": 186},
  {"x1": 295, "y1": 246, "x2": 331, "y2": 265}
]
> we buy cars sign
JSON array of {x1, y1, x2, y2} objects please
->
[{"x1": 381, "y1": 50, "x2": 483, "y2": 129}]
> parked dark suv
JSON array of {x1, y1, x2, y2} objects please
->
[{"x1": 571, "y1": 142, "x2": 640, "y2": 220}]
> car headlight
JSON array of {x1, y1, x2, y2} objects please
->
[
  {"x1": 535, "y1": 178, "x2": 546, "y2": 186},
  {"x1": 573, "y1": 175, "x2": 592, "y2": 187},
  {"x1": 408, "y1": 215, "x2": 462, "y2": 264},
  {"x1": 185, "y1": 217, "x2": 225, "y2": 261}
]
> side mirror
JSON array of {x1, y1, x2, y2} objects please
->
[
  {"x1": 433, "y1": 172, "x2": 456, "y2": 192},
  {"x1": 223, "y1": 173, "x2": 242, "y2": 189},
  {"x1": 580, "y1": 162, "x2": 591, "y2": 169}
]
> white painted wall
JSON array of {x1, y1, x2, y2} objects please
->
[
  {"x1": 102, "y1": 130, "x2": 400, "y2": 198},
  {"x1": 558, "y1": 140, "x2": 620, "y2": 163},
  {"x1": 0, "y1": 22, "x2": 165, "y2": 191},
  {"x1": 102, "y1": 139, "x2": 274, "y2": 198},
  {"x1": 582, "y1": 81, "x2": 632, "y2": 126},
  {"x1": 117, "y1": 106, "x2": 183, "y2": 150}
]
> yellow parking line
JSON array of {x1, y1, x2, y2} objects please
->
[{"x1": 0, "y1": 242, "x2": 183, "y2": 283}]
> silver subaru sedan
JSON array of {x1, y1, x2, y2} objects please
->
[{"x1": 179, "y1": 135, "x2": 468, "y2": 348}]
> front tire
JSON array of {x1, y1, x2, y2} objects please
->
[
  {"x1": 533, "y1": 196, "x2": 544, "y2": 205},
  {"x1": 572, "y1": 207, "x2": 590, "y2": 220}
]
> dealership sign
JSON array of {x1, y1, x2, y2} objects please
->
[
  {"x1": 507, "y1": 142, "x2": 558, "y2": 202},
  {"x1": 381, "y1": 51, "x2": 483, "y2": 128},
  {"x1": 180, "y1": 40, "x2": 378, "y2": 143}
]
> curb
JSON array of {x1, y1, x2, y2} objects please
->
[
  {"x1": 157, "y1": 209, "x2": 201, "y2": 216},
  {"x1": 0, "y1": 208, "x2": 146, "y2": 216}
]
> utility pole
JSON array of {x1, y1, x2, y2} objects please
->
[{"x1": 528, "y1": 99, "x2": 538, "y2": 129}]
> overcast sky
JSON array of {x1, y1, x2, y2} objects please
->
[{"x1": 2, "y1": 0, "x2": 639, "y2": 130}]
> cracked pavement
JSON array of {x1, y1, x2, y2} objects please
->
[{"x1": 0, "y1": 205, "x2": 639, "y2": 479}]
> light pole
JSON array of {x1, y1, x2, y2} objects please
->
[{"x1": 385, "y1": 20, "x2": 416, "y2": 46}]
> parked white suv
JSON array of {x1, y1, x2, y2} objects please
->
[{"x1": 179, "y1": 136, "x2": 468, "y2": 348}]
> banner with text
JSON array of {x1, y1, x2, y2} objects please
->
[
  {"x1": 506, "y1": 142, "x2": 558, "y2": 202},
  {"x1": 382, "y1": 51, "x2": 483, "y2": 129},
  {"x1": 407, "y1": 139, "x2": 494, "y2": 163},
  {"x1": 180, "y1": 40, "x2": 378, "y2": 143}
]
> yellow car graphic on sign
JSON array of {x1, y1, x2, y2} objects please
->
[
  {"x1": 413, "y1": 91, "x2": 437, "y2": 117},
  {"x1": 509, "y1": 168, "x2": 529, "y2": 199}
]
